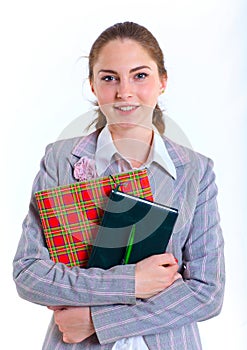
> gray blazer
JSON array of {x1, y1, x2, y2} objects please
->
[{"x1": 13, "y1": 130, "x2": 225, "y2": 349}]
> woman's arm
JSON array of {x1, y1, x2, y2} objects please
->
[
  {"x1": 48, "y1": 254, "x2": 181, "y2": 344},
  {"x1": 13, "y1": 142, "x2": 179, "y2": 307},
  {"x1": 90, "y1": 158, "x2": 225, "y2": 344},
  {"x1": 13, "y1": 143, "x2": 137, "y2": 307}
]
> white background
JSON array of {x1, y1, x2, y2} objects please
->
[{"x1": 1, "y1": 0, "x2": 246, "y2": 349}]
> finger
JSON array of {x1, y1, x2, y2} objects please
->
[
  {"x1": 174, "y1": 272, "x2": 182, "y2": 280},
  {"x1": 151, "y1": 253, "x2": 178, "y2": 266},
  {"x1": 47, "y1": 306, "x2": 67, "y2": 311},
  {"x1": 63, "y1": 333, "x2": 82, "y2": 344},
  {"x1": 63, "y1": 334, "x2": 72, "y2": 344},
  {"x1": 54, "y1": 309, "x2": 64, "y2": 326},
  {"x1": 164, "y1": 263, "x2": 180, "y2": 276}
]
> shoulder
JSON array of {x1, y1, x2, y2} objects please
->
[
  {"x1": 163, "y1": 136, "x2": 214, "y2": 179},
  {"x1": 45, "y1": 136, "x2": 82, "y2": 156},
  {"x1": 43, "y1": 129, "x2": 101, "y2": 161},
  {"x1": 37, "y1": 130, "x2": 101, "y2": 187}
]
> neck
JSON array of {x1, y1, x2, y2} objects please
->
[{"x1": 109, "y1": 124, "x2": 154, "y2": 168}]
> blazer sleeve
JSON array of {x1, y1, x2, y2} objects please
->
[
  {"x1": 13, "y1": 143, "x2": 136, "y2": 307},
  {"x1": 91, "y1": 157, "x2": 225, "y2": 345}
]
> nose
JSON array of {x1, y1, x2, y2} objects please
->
[{"x1": 116, "y1": 79, "x2": 133, "y2": 99}]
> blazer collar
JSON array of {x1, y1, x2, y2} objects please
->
[{"x1": 71, "y1": 129, "x2": 191, "y2": 168}]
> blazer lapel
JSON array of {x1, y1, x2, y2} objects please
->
[
  {"x1": 71, "y1": 129, "x2": 100, "y2": 160},
  {"x1": 163, "y1": 136, "x2": 191, "y2": 169},
  {"x1": 164, "y1": 137, "x2": 200, "y2": 234}
]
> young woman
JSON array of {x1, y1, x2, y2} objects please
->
[{"x1": 13, "y1": 22, "x2": 225, "y2": 349}]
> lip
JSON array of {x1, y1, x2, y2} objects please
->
[{"x1": 113, "y1": 104, "x2": 139, "y2": 113}]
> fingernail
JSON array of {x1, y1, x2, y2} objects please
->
[{"x1": 175, "y1": 258, "x2": 178, "y2": 263}]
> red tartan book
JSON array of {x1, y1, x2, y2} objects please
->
[{"x1": 35, "y1": 169, "x2": 153, "y2": 268}]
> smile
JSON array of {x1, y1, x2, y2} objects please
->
[{"x1": 114, "y1": 105, "x2": 139, "y2": 112}]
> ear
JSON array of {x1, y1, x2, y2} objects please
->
[
  {"x1": 159, "y1": 76, "x2": 167, "y2": 95},
  {"x1": 90, "y1": 81, "x2": 95, "y2": 95}
]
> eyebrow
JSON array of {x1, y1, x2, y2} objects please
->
[{"x1": 97, "y1": 65, "x2": 152, "y2": 75}]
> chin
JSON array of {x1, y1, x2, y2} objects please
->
[{"x1": 109, "y1": 121, "x2": 141, "y2": 130}]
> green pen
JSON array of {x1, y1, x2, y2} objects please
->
[{"x1": 122, "y1": 224, "x2": 136, "y2": 265}]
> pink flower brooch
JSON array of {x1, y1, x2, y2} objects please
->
[{"x1": 73, "y1": 156, "x2": 98, "y2": 182}]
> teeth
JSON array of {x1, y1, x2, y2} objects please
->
[{"x1": 118, "y1": 106, "x2": 136, "y2": 111}]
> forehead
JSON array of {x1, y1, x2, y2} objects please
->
[{"x1": 94, "y1": 39, "x2": 155, "y2": 70}]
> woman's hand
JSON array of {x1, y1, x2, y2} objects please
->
[
  {"x1": 135, "y1": 253, "x2": 181, "y2": 299},
  {"x1": 47, "y1": 253, "x2": 179, "y2": 342},
  {"x1": 48, "y1": 306, "x2": 95, "y2": 343}
]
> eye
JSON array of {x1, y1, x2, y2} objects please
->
[
  {"x1": 135, "y1": 72, "x2": 148, "y2": 80},
  {"x1": 101, "y1": 75, "x2": 118, "y2": 82}
]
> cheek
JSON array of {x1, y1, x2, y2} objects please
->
[
  {"x1": 139, "y1": 82, "x2": 160, "y2": 107},
  {"x1": 93, "y1": 85, "x2": 115, "y2": 106}
]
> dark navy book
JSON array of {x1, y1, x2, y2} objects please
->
[{"x1": 87, "y1": 189, "x2": 178, "y2": 269}]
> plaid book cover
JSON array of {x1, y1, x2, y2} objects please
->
[{"x1": 35, "y1": 169, "x2": 153, "y2": 268}]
